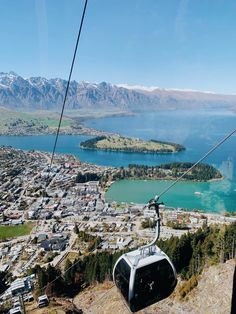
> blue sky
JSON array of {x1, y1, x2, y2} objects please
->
[{"x1": 1, "y1": 0, "x2": 236, "y2": 93}]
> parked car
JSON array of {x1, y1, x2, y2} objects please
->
[
  {"x1": 9, "y1": 307, "x2": 22, "y2": 314},
  {"x1": 23, "y1": 293, "x2": 34, "y2": 302},
  {"x1": 37, "y1": 294, "x2": 49, "y2": 308}
]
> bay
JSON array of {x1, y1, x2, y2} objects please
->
[
  {"x1": 105, "y1": 179, "x2": 236, "y2": 213},
  {"x1": 0, "y1": 109, "x2": 236, "y2": 212},
  {"x1": 87, "y1": 110, "x2": 236, "y2": 213}
]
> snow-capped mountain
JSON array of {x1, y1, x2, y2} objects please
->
[{"x1": 0, "y1": 72, "x2": 236, "y2": 112}]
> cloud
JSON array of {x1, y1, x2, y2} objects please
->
[{"x1": 116, "y1": 84, "x2": 159, "y2": 91}]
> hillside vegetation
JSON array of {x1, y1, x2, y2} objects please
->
[
  {"x1": 109, "y1": 163, "x2": 222, "y2": 181},
  {"x1": 0, "y1": 109, "x2": 72, "y2": 135},
  {"x1": 73, "y1": 259, "x2": 235, "y2": 314},
  {"x1": 31, "y1": 223, "x2": 235, "y2": 299},
  {"x1": 0, "y1": 109, "x2": 106, "y2": 136}
]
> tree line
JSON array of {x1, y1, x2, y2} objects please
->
[
  {"x1": 74, "y1": 162, "x2": 222, "y2": 187},
  {"x1": 157, "y1": 222, "x2": 235, "y2": 279},
  {"x1": 150, "y1": 139, "x2": 185, "y2": 151},
  {"x1": 158, "y1": 162, "x2": 222, "y2": 181},
  {"x1": 80, "y1": 136, "x2": 106, "y2": 149},
  {"x1": 76, "y1": 172, "x2": 101, "y2": 183},
  {"x1": 33, "y1": 250, "x2": 125, "y2": 298}
]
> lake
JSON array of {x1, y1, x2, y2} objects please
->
[{"x1": 0, "y1": 110, "x2": 236, "y2": 212}]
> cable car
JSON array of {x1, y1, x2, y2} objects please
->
[{"x1": 113, "y1": 198, "x2": 177, "y2": 312}]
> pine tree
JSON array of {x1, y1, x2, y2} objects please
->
[
  {"x1": 37, "y1": 266, "x2": 48, "y2": 291},
  {"x1": 74, "y1": 223, "x2": 79, "y2": 234},
  {"x1": 64, "y1": 259, "x2": 73, "y2": 286}
]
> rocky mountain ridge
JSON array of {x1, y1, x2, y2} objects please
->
[{"x1": 1, "y1": 72, "x2": 236, "y2": 112}]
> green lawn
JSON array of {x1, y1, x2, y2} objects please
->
[{"x1": 0, "y1": 222, "x2": 34, "y2": 240}]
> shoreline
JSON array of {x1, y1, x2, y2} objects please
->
[
  {"x1": 106, "y1": 175, "x2": 224, "y2": 184},
  {"x1": 105, "y1": 195, "x2": 236, "y2": 216},
  {"x1": 0, "y1": 146, "x2": 234, "y2": 215},
  {"x1": 105, "y1": 178, "x2": 234, "y2": 214},
  {"x1": 163, "y1": 207, "x2": 236, "y2": 218},
  {"x1": 80, "y1": 146, "x2": 183, "y2": 155},
  {"x1": 0, "y1": 125, "x2": 108, "y2": 137},
  {"x1": 105, "y1": 193, "x2": 236, "y2": 216},
  {"x1": 0, "y1": 108, "x2": 133, "y2": 137},
  {"x1": 80, "y1": 135, "x2": 185, "y2": 154}
]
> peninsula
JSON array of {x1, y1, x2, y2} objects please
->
[
  {"x1": 109, "y1": 163, "x2": 223, "y2": 182},
  {"x1": 0, "y1": 108, "x2": 122, "y2": 136},
  {"x1": 80, "y1": 135, "x2": 185, "y2": 153}
]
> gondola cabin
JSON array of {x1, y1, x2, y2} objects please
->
[{"x1": 113, "y1": 245, "x2": 177, "y2": 312}]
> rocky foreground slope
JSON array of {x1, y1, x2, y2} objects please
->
[{"x1": 73, "y1": 259, "x2": 235, "y2": 314}]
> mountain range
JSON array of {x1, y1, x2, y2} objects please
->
[{"x1": 0, "y1": 71, "x2": 236, "y2": 112}]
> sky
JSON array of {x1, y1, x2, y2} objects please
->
[{"x1": 0, "y1": 0, "x2": 236, "y2": 94}]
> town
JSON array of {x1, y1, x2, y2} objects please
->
[{"x1": 0, "y1": 147, "x2": 235, "y2": 313}]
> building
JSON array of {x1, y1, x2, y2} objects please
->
[{"x1": 10, "y1": 278, "x2": 32, "y2": 296}]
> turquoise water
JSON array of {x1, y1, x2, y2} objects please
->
[
  {"x1": 105, "y1": 179, "x2": 236, "y2": 213},
  {"x1": 86, "y1": 110, "x2": 236, "y2": 212},
  {"x1": 0, "y1": 110, "x2": 236, "y2": 212}
]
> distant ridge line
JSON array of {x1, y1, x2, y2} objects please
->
[{"x1": 0, "y1": 72, "x2": 236, "y2": 112}]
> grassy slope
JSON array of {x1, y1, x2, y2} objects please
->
[{"x1": 0, "y1": 109, "x2": 72, "y2": 131}]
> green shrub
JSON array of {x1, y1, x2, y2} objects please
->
[{"x1": 179, "y1": 275, "x2": 198, "y2": 299}]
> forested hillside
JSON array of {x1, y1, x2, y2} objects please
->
[
  {"x1": 32, "y1": 223, "x2": 235, "y2": 298},
  {"x1": 110, "y1": 163, "x2": 222, "y2": 181}
]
